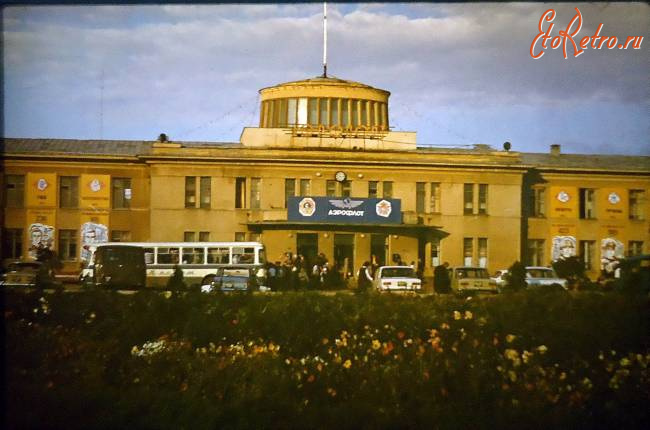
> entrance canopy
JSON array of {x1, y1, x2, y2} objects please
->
[{"x1": 246, "y1": 221, "x2": 447, "y2": 239}]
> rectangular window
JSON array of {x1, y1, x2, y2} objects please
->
[
  {"x1": 579, "y1": 240, "x2": 595, "y2": 270},
  {"x1": 278, "y1": 98, "x2": 288, "y2": 126},
  {"x1": 112, "y1": 177, "x2": 132, "y2": 209},
  {"x1": 200, "y1": 177, "x2": 211, "y2": 209},
  {"x1": 478, "y1": 238, "x2": 488, "y2": 268},
  {"x1": 351, "y1": 100, "x2": 359, "y2": 126},
  {"x1": 207, "y1": 247, "x2": 229, "y2": 264},
  {"x1": 308, "y1": 98, "x2": 318, "y2": 125},
  {"x1": 478, "y1": 184, "x2": 488, "y2": 215},
  {"x1": 184, "y1": 231, "x2": 196, "y2": 242},
  {"x1": 383, "y1": 181, "x2": 393, "y2": 198},
  {"x1": 287, "y1": 98, "x2": 297, "y2": 126},
  {"x1": 285, "y1": 179, "x2": 295, "y2": 207},
  {"x1": 629, "y1": 190, "x2": 646, "y2": 220},
  {"x1": 199, "y1": 231, "x2": 210, "y2": 242},
  {"x1": 579, "y1": 188, "x2": 596, "y2": 219},
  {"x1": 431, "y1": 238, "x2": 441, "y2": 267},
  {"x1": 110, "y1": 230, "x2": 131, "y2": 242},
  {"x1": 235, "y1": 232, "x2": 246, "y2": 242},
  {"x1": 2, "y1": 228, "x2": 23, "y2": 259},
  {"x1": 4, "y1": 175, "x2": 25, "y2": 208},
  {"x1": 299, "y1": 179, "x2": 311, "y2": 196},
  {"x1": 250, "y1": 177, "x2": 261, "y2": 209},
  {"x1": 463, "y1": 238, "x2": 473, "y2": 266},
  {"x1": 368, "y1": 181, "x2": 378, "y2": 198},
  {"x1": 59, "y1": 176, "x2": 79, "y2": 208},
  {"x1": 341, "y1": 99, "x2": 349, "y2": 127},
  {"x1": 185, "y1": 177, "x2": 196, "y2": 208},
  {"x1": 361, "y1": 100, "x2": 368, "y2": 125},
  {"x1": 331, "y1": 98, "x2": 339, "y2": 126},
  {"x1": 157, "y1": 247, "x2": 180, "y2": 265},
  {"x1": 319, "y1": 98, "x2": 329, "y2": 126},
  {"x1": 235, "y1": 177, "x2": 246, "y2": 209},
  {"x1": 326, "y1": 180, "x2": 337, "y2": 197},
  {"x1": 527, "y1": 239, "x2": 545, "y2": 266},
  {"x1": 341, "y1": 181, "x2": 351, "y2": 198},
  {"x1": 182, "y1": 247, "x2": 205, "y2": 264},
  {"x1": 463, "y1": 183, "x2": 474, "y2": 215},
  {"x1": 532, "y1": 187, "x2": 546, "y2": 217},
  {"x1": 430, "y1": 182, "x2": 441, "y2": 213},
  {"x1": 416, "y1": 182, "x2": 426, "y2": 213},
  {"x1": 297, "y1": 98, "x2": 308, "y2": 125},
  {"x1": 628, "y1": 241, "x2": 644, "y2": 257},
  {"x1": 250, "y1": 233, "x2": 261, "y2": 243},
  {"x1": 58, "y1": 229, "x2": 77, "y2": 261}
]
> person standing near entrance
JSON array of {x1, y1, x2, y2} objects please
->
[
  {"x1": 434, "y1": 262, "x2": 451, "y2": 294},
  {"x1": 357, "y1": 261, "x2": 373, "y2": 294}
]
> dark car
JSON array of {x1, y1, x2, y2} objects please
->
[
  {"x1": 0, "y1": 261, "x2": 58, "y2": 288},
  {"x1": 201, "y1": 267, "x2": 258, "y2": 293}
]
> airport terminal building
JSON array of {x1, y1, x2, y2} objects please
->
[{"x1": 2, "y1": 75, "x2": 649, "y2": 283}]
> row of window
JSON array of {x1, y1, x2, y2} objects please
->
[
  {"x1": 4, "y1": 175, "x2": 132, "y2": 209},
  {"x1": 527, "y1": 239, "x2": 645, "y2": 269},
  {"x1": 1, "y1": 228, "x2": 260, "y2": 260},
  {"x1": 531, "y1": 188, "x2": 646, "y2": 220},
  {"x1": 260, "y1": 97, "x2": 388, "y2": 129}
]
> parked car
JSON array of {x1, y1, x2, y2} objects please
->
[
  {"x1": 0, "y1": 261, "x2": 58, "y2": 288},
  {"x1": 525, "y1": 267, "x2": 569, "y2": 290},
  {"x1": 201, "y1": 267, "x2": 259, "y2": 293},
  {"x1": 450, "y1": 266, "x2": 498, "y2": 294},
  {"x1": 374, "y1": 266, "x2": 422, "y2": 292}
]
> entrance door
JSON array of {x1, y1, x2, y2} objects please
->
[
  {"x1": 371, "y1": 234, "x2": 387, "y2": 266},
  {"x1": 297, "y1": 233, "x2": 318, "y2": 269},
  {"x1": 334, "y1": 234, "x2": 354, "y2": 277}
]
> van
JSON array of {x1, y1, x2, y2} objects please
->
[{"x1": 90, "y1": 245, "x2": 146, "y2": 289}]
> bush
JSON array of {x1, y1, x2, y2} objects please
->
[
  {"x1": 552, "y1": 256, "x2": 587, "y2": 288},
  {"x1": 167, "y1": 265, "x2": 187, "y2": 291},
  {"x1": 503, "y1": 261, "x2": 527, "y2": 292},
  {"x1": 5, "y1": 290, "x2": 650, "y2": 429}
]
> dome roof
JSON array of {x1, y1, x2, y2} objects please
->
[{"x1": 259, "y1": 75, "x2": 390, "y2": 96}]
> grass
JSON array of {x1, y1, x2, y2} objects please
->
[{"x1": 4, "y1": 289, "x2": 649, "y2": 429}]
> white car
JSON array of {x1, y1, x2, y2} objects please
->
[
  {"x1": 374, "y1": 266, "x2": 422, "y2": 292},
  {"x1": 525, "y1": 267, "x2": 569, "y2": 290}
]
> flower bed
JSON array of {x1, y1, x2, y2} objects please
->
[{"x1": 5, "y1": 290, "x2": 650, "y2": 429}]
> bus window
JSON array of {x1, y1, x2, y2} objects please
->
[
  {"x1": 258, "y1": 248, "x2": 266, "y2": 264},
  {"x1": 233, "y1": 247, "x2": 255, "y2": 264},
  {"x1": 144, "y1": 248, "x2": 155, "y2": 265},
  {"x1": 207, "y1": 247, "x2": 229, "y2": 264},
  {"x1": 157, "y1": 247, "x2": 180, "y2": 264},
  {"x1": 183, "y1": 247, "x2": 205, "y2": 264}
]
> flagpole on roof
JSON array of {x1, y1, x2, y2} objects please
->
[{"x1": 323, "y1": 2, "x2": 328, "y2": 77}]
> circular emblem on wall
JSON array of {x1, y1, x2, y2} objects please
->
[
  {"x1": 556, "y1": 190, "x2": 570, "y2": 203},
  {"x1": 334, "y1": 171, "x2": 347, "y2": 182},
  {"x1": 36, "y1": 178, "x2": 48, "y2": 191},
  {"x1": 90, "y1": 178, "x2": 102, "y2": 192},
  {"x1": 608, "y1": 192, "x2": 620, "y2": 205},
  {"x1": 376, "y1": 199, "x2": 392, "y2": 218},
  {"x1": 298, "y1": 197, "x2": 316, "y2": 217}
]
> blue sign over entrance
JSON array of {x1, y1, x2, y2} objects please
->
[{"x1": 287, "y1": 197, "x2": 402, "y2": 224}]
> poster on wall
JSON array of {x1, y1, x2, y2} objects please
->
[
  {"x1": 80, "y1": 174, "x2": 110, "y2": 209},
  {"x1": 600, "y1": 237, "x2": 624, "y2": 278},
  {"x1": 80, "y1": 222, "x2": 109, "y2": 262},
  {"x1": 26, "y1": 173, "x2": 57, "y2": 207},
  {"x1": 551, "y1": 235, "x2": 577, "y2": 261},
  {"x1": 599, "y1": 188, "x2": 628, "y2": 220},
  {"x1": 28, "y1": 223, "x2": 55, "y2": 259},
  {"x1": 549, "y1": 186, "x2": 578, "y2": 218}
]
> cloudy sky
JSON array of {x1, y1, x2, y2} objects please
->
[{"x1": 3, "y1": 3, "x2": 649, "y2": 155}]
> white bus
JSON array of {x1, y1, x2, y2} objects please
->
[{"x1": 81, "y1": 242, "x2": 267, "y2": 288}]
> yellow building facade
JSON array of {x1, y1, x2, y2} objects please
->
[{"x1": 2, "y1": 76, "x2": 649, "y2": 286}]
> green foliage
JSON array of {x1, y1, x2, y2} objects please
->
[
  {"x1": 552, "y1": 256, "x2": 587, "y2": 286},
  {"x1": 504, "y1": 261, "x2": 527, "y2": 292},
  {"x1": 5, "y1": 290, "x2": 649, "y2": 429}
]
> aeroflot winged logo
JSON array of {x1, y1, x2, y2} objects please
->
[{"x1": 328, "y1": 198, "x2": 364, "y2": 216}]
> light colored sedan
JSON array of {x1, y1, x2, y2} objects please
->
[
  {"x1": 0, "y1": 261, "x2": 57, "y2": 288},
  {"x1": 525, "y1": 267, "x2": 569, "y2": 290},
  {"x1": 450, "y1": 267, "x2": 498, "y2": 294},
  {"x1": 374, "y1": 266, "x2": 422, "y2": 292}
]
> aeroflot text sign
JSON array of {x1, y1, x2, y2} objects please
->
[{"x1": 287, "y1": 197, "x2": 402, "y2": 224}]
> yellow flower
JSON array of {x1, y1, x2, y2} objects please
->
[
  {"x1": 343, "y1": 359, "x2": 352, "y2": 369},
  {"x1": 163, "y1": 291, "x2": 172, "y2": 299},
  {"x1": 537, "y1": 345, "x2": 548, "y2": 354},
  {"x1": 453, "y1": 311, "x2": 462, "y2": 320},
  {"x1": 620, "y1": 357, "x2": 631, "y2": 367},
  {"x1": 506, "y1": 334, "x2": 516, "y2": 343},
  {"x1": 464, "y1": 310, "x2": 473, "y2": 320},
  {"x1": 371, "y1": 339, "x2": 381, "y2": 350}
]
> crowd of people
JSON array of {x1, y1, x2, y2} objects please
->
[{"x1": 265, "y1": 252, "x2": 346, "y2": 291}]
